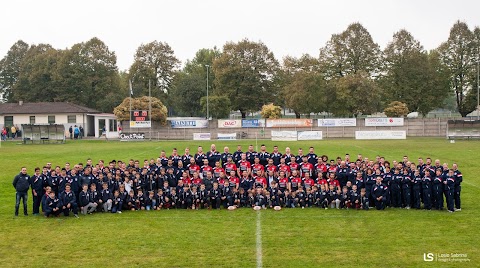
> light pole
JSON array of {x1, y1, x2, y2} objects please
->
[
  {"x1": 477, "y1": 48, "x2": 479, "y2": 120},
  {"x1": 205, "y1": 64, "x2": 210, "y2": 120}
]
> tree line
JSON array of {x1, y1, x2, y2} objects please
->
[{"x1": 1, "y1": 21, "x2": 479, "y2": 117}]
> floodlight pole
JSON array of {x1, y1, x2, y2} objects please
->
[
  {"x1": 477, "y1": 48, "x2": 479, "y2": 120},
  {"x1": 205, "y1": 64, "x2": 210, "y2": 120}
]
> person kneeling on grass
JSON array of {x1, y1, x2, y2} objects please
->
[
  {"x1": 111, "y1": 190, "x2": 122, "y2": 213},
  {"x1": 45, "y1": 191, "x2": 62, "y2": 217},
  {"x1": 60, "y1": 184, "x2": 79, "y2": 218},
  {"x1": 79, "y1": 184, "x2": 97, "y2": 215}
]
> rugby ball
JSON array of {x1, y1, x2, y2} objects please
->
[
  {"x1": 274, "y1": 206, "x2": 281, "y2": 211},
  {"x1": 253, "y1": 206, "x2": 261, "y2": 211},
  {"x1": 227, "y1": 206, "x2": 236, "y2": 210}
]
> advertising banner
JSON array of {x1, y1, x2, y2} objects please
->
[
  {"x1": 217, "y1": 133, "x2": 237, "y2": 140},
  {"x1": 170, "y1": 119, "x2": 208, "y2": 128},
  {"x1": 218, "y1": 119, "x2": 242, "y2": 128},
  {"x1": 365, "y1": 118, "x2": 404, "y2": 127},
  {"x1": 271, "y1": 131, "x2": 298, "y2": 141},
  {"x1": 297, "y1": 131, "x2": 323, "y2": 140},
  {"x1": 318, "y1": 118, "x2": 356, "y2": 127},
  {"x1": 266, "y1": 119, "x2": 313, "y2": 128},
  {"x1": 193, "y1": 133, "x2": 211, "y2": 140},
  {"x1": 241, "y1": 119, "x2": 266, "y2": 128},
  {"x1": 355, "y1": 131, "x2": 407, "y2": 140}
]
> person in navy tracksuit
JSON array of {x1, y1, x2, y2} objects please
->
[
  {"x1": 31, "y1": 167, "x2": 45, "y2": 215},
  {"x1": 422, "y1": 172, "x2": 432, "y2": 210},
  {"x1": 452, "y1": 164, "x2": 462, "y2": 211},
  {"x1": 412, "y1": 170, "x2": 422, "y2": 209},
  {"x1": 401, "y1": 168, "x2": 412, "y2": 209},
  {"x1": 371, "y1": 177, "x2": 387, "y2": 210},
  {"x1": 432, "y1": 169, "x2": 444, "y2": 210},
  {"x1": 443, "y1": 169, "x2": 456, "y2": 213},
  {"x1": 390, "y1": 169, "x2": 402, "y2": 208},
  {"x1": 60, "y1": 184, "x2": 78, "y2": 217}
]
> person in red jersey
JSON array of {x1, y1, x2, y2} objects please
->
[
  {"x1": 265, "y1": 158, "x2": 277, "y2": 175},
  {"x1": 303, "y1": 173, "x2": 315, "y2": 190},
  {"x1": 289, "y1": 170, "x2": 302, "y2": 192},
  {"x1": 213, "y1": 161, "x2": 225, "y2": 180},
  {"x1": 201, "y1": 159, "x2": 213, "y2": 179},
  {"x1": 224, "y1": 156, "x2": 237, "y2": 175},
  {"x1": 277, "y1": 157, "x2": 291, "y2": 177},
  {"x1": 187, "y1": 158, "x2": 200, "y2": 178},
  {"x1": 191, "y1": 172, "x2": 203, "y2": 188},
  {"x1": 227, "y1": 170, "x2": 240, "y2": 191},
  {"x1": 252, "y1": 157, "x2": 265, "y2": 177},
  {"x1": 237, "y1": 153, "x2": 252, "y2": 177},
  {"x1": 181, "y1": 171, "x2": 191, "y2": 187},
  {"x1": 327, "y1": 172, "x2": 341, "y2": 192},
  {"x1": 277, "y1": 171, "x2": 289, "y2": 192},
  {"x1": 300, "y1": 155, "x2": 314, "y2": 178},
  {"x1": 315, "y1": 158, "x2": 328, "y2": 180},
  {"x1": 254, "y1": 175, "x2": 267, "y2": 189},
  {"x1": 289, "y1": 156, "x2": 299, "y2": 173}
]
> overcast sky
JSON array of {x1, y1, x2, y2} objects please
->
[{"x1": 2, "y1": 0, "x2": 479, "y2": 71}]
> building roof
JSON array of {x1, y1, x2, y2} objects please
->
[{"x1": 0, "y1": 102, "x2": 100, "y2": 115}]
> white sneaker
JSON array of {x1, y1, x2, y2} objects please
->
[
  {"x1": 118, "y1": 211, "x2": 122, "y2": 214},
  {"x1": 406, "y1": 206, "x2": 410, "y2": 210},
  {"x1": 454, "y1": 208, "x2": 461, "y2": 212}
]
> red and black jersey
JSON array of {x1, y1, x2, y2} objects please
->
[
  {"x1": 328, "y1": 165, "x2": 337, "y2": 174},
  {"x1": 277, "y1": 164, "x2": 291, "y2": 176},
  {"x1": 187, "y1": 164, "x2": 200, "y2": 176},
  {"x1": 254, "y1": 177, "x2": 267, "y2": 188},
  {"x1": 182, "y1": 177, "x2": 192, "y2": 186},
  {"x1": 238, "y1": 160, "x2": 251, "y2": 173},
  {"x1": 252, "y1": 164, "x2": 265, "y2": 176},
  {"x1": 201, "y1": 165, "x2": 213, "y2": 178},
  {"x1": 224, "y1": 163, "x2": 237, "y2": 174},
  {"x1": 289, "y1": 162, "x2": 299, "y2": 172},
  {"x1": 300, "y1": 162, "x2": 314, "y2": 177},
  {"x1": 213, "y1": 167, "x2": 225, "y2": 179},
  {"x1": 192, "y1": 178, "x2": 203, "y2": 187},
  {"x1": 303, "y1": 178, "x2": 315, "y2": 189},
  {"x1": 278, "y1": 177, "x2": 289, "y2": 190},
  {"x1": 266, "y1": 164, "x2": 277, "y2": 174},
  {"x1": 328, "y1": 179, "x2": 340, "y2": 189},
  {"x1": 228, "y1": 176, "x2": 240, "y2": 188},
  {"x1": 315, "y1": 163, "x2": 327, "y2": 177},
  {"x1": 290, "y1": 176, "x2": 302, "y2": 190},
  {"x1": 316, "y1": 178, "x2": 328, "y2": 186}
]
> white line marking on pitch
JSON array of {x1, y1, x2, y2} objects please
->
[
  {"x1": 256, "y1": 211, "x2": 263, "y2": 268},
  {"x1": 463, "y1": 181, "x2": 480, "y2": 189}
]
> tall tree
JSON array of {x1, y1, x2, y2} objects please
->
[
  {"x1": 281, "y1": 54, "x2": 327, "y2": 118},
  {"x1": 213, "y1": 39, "x2": 280, "y2": 118},
  {"x1": 437, "y1": 21, "x2": 477, "y2": 117},
  {"x1": 0, "y1": 40, "x2": 29, "y2": 102},
  {"x1": 331, "y1": 71, "x2": 382, "y2": 117},
  {"x1": 13, "y1": 44, "x2": 61, "y2": 102},
  {"x1": 57, "y1": 37, "x2": 120, "y2": 111},
  {"x1": 129, "y1": 41, "x2": 180, "y2": 104},
  {"x1": 381, "y1": 30, "x2": 449, "y2": 115},
  {"x1": 170, "y1": 48, "x2": 221, "y2": 117},
  {"x1": 319, "y1": 23, "x2": 381, "y2": 80}
]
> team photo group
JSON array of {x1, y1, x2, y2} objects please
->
[{"x1": 12, "y1": 144, "x2": 464, "y2": 217}]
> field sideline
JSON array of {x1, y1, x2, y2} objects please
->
[{"x1": 0, "y1": 138, "x2": 478, "y2": 267}]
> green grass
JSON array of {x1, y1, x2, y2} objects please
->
[{"x1": 0, "y1": 138, "x2": 479, "y2": 267}]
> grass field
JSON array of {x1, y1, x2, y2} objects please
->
[{"x1": 0, "y1": 138, "x2": 478, "y2": 267}]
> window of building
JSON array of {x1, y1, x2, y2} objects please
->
[
  {"x1": 30, "y1": 116, "x2": 35, "y2": 124},
  {"x1": 109, "y1": 119, "x2": 117, "y2": 132},
  {"x1": 48, "y1": 115, "x2": 55, "y2": 124},
  {"x1": 67, "y1": 115, "x2": 76, "y2": 123},
  {"x1": 4, "y1": 116, "x2": 13, "y2": 127}
]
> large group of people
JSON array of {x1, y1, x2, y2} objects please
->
[{"x1": 12, "y1": 144, "x2": 464, "y2": 217}]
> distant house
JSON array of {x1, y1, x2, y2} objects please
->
[{"x1": 0, "y1": 101, "x2": 119, "y2": 138}]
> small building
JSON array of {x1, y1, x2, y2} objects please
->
[{"x1": 0, "y1": 101, "x2": 119, "y2": 138}]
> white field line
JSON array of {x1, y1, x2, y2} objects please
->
[{"x1": 256, "y1": 211, "x2": 263, "y2": 268}]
